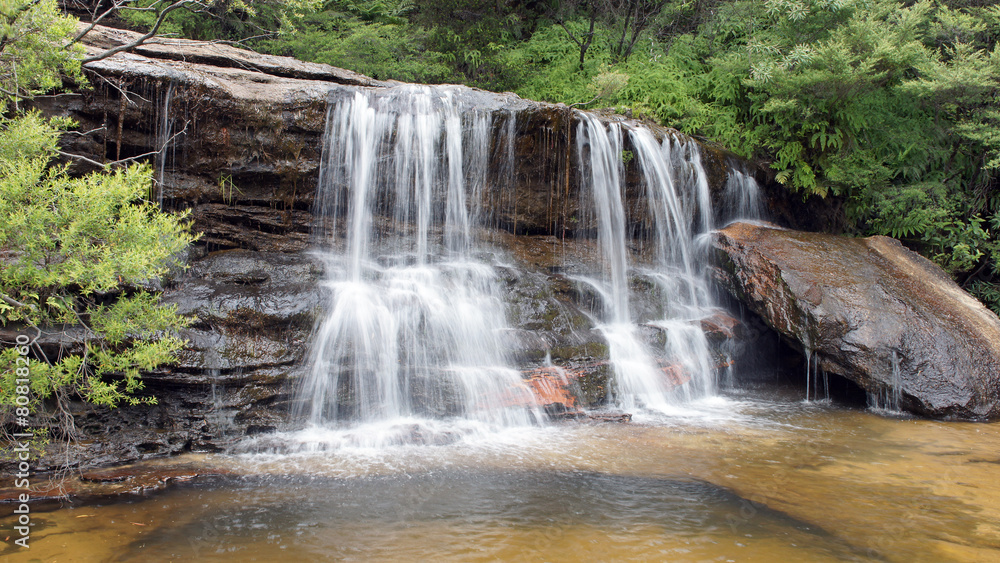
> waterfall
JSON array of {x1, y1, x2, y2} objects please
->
[
  {"x1": 720, "y1": 164, "x2": 765, "y2": 224},
  {"x1": 295, "y1": 88, "x2": 767, "y2": 438},
  {"x1": 574, "y1": 115, "x2": 722, "y2": 413},
  {"x1": 155, "y1": 80, "x2": 176, "y2": 207},
  {"x1": 297, "y1": 86, "x2": 543, "y2": 434}
]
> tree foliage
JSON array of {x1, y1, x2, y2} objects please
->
[
  {"x1": 1, "y1": 1, "x2": 196, "y2": 423},
  {"x1": 0, "y1": 0, "x2": 82, "y2": 97}
]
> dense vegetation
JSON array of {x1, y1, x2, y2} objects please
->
[
  {"x1": 119, "y1": 0, "x2": 1000, "y2": 312},
  {"x1": 1, "y1": 0, "x2": 195, "y2": 442}
]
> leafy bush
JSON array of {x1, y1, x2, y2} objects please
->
[
  {"x1": 1, "y1": 1, "x2": 196, "y2": 426},
  {"x1": 0, "y1": 111, "x2": 196, "y2": 410}
]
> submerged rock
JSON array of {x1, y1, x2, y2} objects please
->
[{"x1": 711, "y1": 222, "x2": 1000, "y2": 419}]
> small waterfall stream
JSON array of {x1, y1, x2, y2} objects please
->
[
  {"x1": 155, "y1": 80, "x2": 176, "y2": 207},
  {"x1": 868, "y1": 351, "x2": 903, "y2": 412}
]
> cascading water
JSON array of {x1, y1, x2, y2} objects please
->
[
  {"x1": 295, "y1": 86, "x2": 543, "y2": 444},
  {"x1": 292, "y1": 88, "x2": 768, "y2": 443},
  {"x1": 720, "y1": 164, "x2": 765, "y2": 224},
  {"x1": 574, "y1": 114, "x2": 758, "y2": 414}
]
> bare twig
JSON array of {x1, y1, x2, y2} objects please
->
[
  {"x1": 0, "y1": 292, "x2": 34, "y2": 311},
  {"x1": 62, "y1": 126, "x2": 108, "y2": 137},
  {"x1": 82, "y1": 0, "x2": 198, "y2": 64},
  {"x1": 56, "y1": 149, "x2": 106, "y2": 169},
  {"x1": 91, "y1": 74, "x2": 151, "y2": 106},
  {"x1": 32, "y1": 92, "x2": 83, "y2": 99},
  {"x1": 56, "y1": 120, "x2": 189, "y2": 169},
  {"x1": 0, "y1": 85, "x2": 26, "y2": 99},
  {"x1": 205, "y1": 32, "x2": 279, "y2": 47},
  {"x1": 569, "y1": 93, "x2": 602, "y2": 108},
  {"x1": 119, "y1": 120, "x2": 189, "y2": 164},
  {"x1": 63, "y1": 125, "x2": 108, "y2": 137},
  {"x1": 68, "y1": 0, "x2": 131, "y2": 46}
]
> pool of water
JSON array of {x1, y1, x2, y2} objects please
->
[{"x1": 4, "y1": 390, "x2": 1000, "y2": 562}]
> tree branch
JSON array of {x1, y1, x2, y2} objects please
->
[
  {"x1": 56, "y1": 120, "x2": 189, "y2": 169},
  {"x1": 90, "y1": 74, "x2": 152, "y2": 106},
  {"x1": 81, "y1": 0, "x2": 197, "y2": 64},
  {"x1": 0, "y1": 291, "x2": 34, "y2": 311},
  {"x1": 0, "y1": 84, "x2": 27, "y2": 99},
  {"x1": 205, "y1": 32, "x2": 279, "y2": 47},
  {"x1": 62, "y1": 126, "x2": 108, "y2": 137},
  {"x1": 56, "y1": 149, "x2": 106, "y2": 169},
  {"x1": 68, "y1": 0, "x2": 132, "y2": 47}
]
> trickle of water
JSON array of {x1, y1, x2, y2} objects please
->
[
  {"x1": 822, "y1": 369, "x2": 830, "y2": 401},
  {"x1": 297, "y1": 86, "x2": 544, "y2": 436},
  {"x1": 720, "y1": 164, "x2": 765, "y2": 224},
  {"x1": 869, "y1": 351, "x2": 903, "y2": 411},
  {"x1": 890, "y1": 351, "x2": 903, "y2": 409},
  {"x1": 805, "y1": 346, "x2": 812, "y2": 402},
  {"x1": 206, "y1": 369, "x2": 236, "y2": 438},
  {"x1": 155, "y1": 80, "x2": 176, "y2": 207}
]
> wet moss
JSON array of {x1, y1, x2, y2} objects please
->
[
  {"x1": 573, "y1": 364, "x2": 612, "y2": 406},
  {"x1": 549, "y1": 342, "x2": 609, "y2": 362}
]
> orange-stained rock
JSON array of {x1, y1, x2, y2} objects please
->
[
  {"x1": 700, "y1": 312, "x2": 742, "y2": 339},
  {"x1": 522, "y1": 367, "x2": 578, "y2": 409},
  {"x1": 657, "y1": 362, "x2": 692, "y2": 387}
]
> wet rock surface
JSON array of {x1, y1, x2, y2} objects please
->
[
  {"x1": 712, "y1": 222, "x2": 1000, "y2": 419},
  {"x1": 0, "y1": 457, "x2": 230, "y2": 502},
  {"x1": 35, "y1": 25, "x2": 743, "y2": 248}
]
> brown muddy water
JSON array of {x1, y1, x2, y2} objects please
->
[{"x1": 3, "y1": 390, "x2": 1000, "y2": 562}]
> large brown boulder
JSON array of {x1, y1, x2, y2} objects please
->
[{"x1": 712, "y1": 222, "x2": 1000, "y2": 419}]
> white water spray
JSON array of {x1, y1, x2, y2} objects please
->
[
  {"x1": 574, "y1": 115, "x2": 728, "y2": 413},
  {"x1": 297, "y1": 87, "x2": 544, "y2": 438}
]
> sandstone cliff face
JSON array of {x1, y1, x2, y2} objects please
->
[
  {"x1": 42, "y1": 25, "x2": 745, "y2": 245},
  {"x1": 712, "y1": 222, "x2": 1000, "y2": 419}
]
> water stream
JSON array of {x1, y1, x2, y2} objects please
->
[{"x1": 154, "y1": 80, "x2": 176, "y2": 207}]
